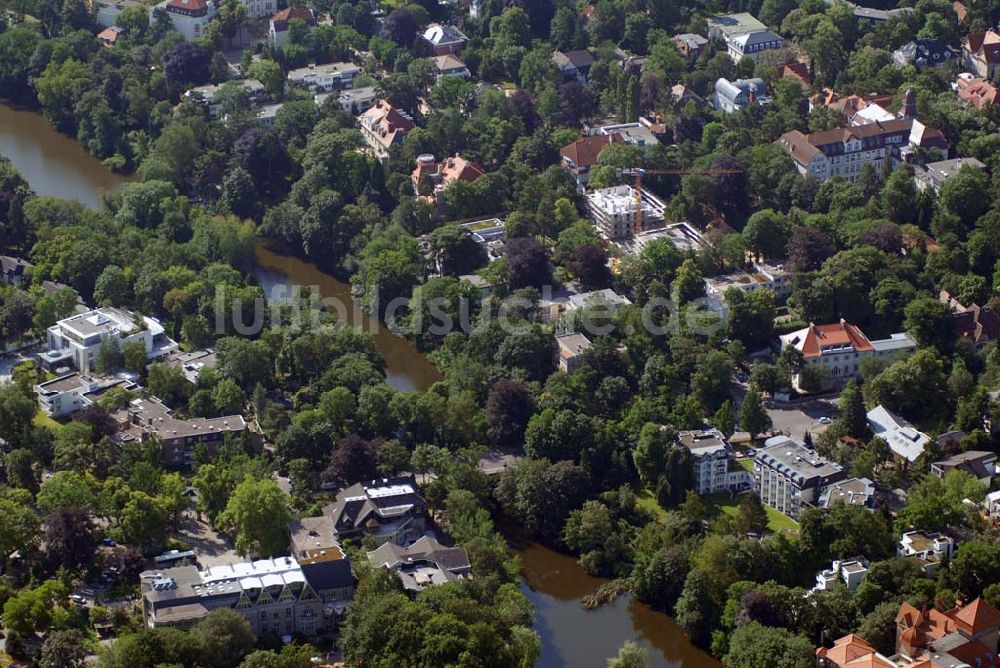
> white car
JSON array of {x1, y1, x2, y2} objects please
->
[{"x1": 818, "y1": 417, "x2": 832, "y2": 425}]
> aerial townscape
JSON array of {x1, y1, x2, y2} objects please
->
[{"x1": 4, "y1": 0, "x2": 1000, "y2": 667}]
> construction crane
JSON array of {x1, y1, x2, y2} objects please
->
[{"x1": 618, "y1": 167, "x2": 745, "y2": 237}]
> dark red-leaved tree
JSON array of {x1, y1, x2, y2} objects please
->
[
  {"x1": 322, "y1": 435, "x2": 379, "y2": 486},
  {"x1": 785, "y1": 226, "x2": 837, "y2": 273},
  {"x1": 43, "y1": 506, "x2": 97, "y2": 572},
  {"x1": 569, "y1": 243, "x2": 612, "y2": 290},
  {"x1": 485, "y1": 379, "x2": 536, "y2": 449},
  {"x1": 380, "y1": 8, "x2": 417, "y2": 46},
  {"x1": 558, "y1": 81, "x2": 597, "y2": 127},
  {"x1": 506, "y1": 237, "x2": 552, "y2": 290},
  {"x1": 163, "y1": 42, "x2": 212, "y2": 87}
]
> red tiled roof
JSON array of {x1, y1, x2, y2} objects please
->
[
  {"x1": 357, "y1": 100, "x2": 415, "y2": 150},
  {"x1": 778, "y1": 62, "x2": 811, "y2": 87},
  {"x1": 966, "y1": 29, "x2": 1000, "y2": 63},
  {"x1": 272, "y1": 5, "x2": 314, "y2": 22},
  {"x1": 97, "y1": 26, "x2": 124, "y2": 44},
  {"x1": 271, "y1": 5, "x2": 315, "y2": 31},
  {"x1": 950, "y1": 597, "x2": 1000, "y2": 635},
  {"x1": 895, "y1": 600, "x2": 996, "y2": 645},
  {"x1": 958, "y1": 79, "x2": 999, "y2": 108},
  {"x1": 559, "y1": 133, "x2": 624, "y2": 169},
  {"x1": 817, "y1": 634, "x2": 894, "y2": 668},
  {"x1": 167, "y1": 0, "x2": 208, "y2": 10},
  {"x1": 793, "y1": 322, "x2": 874, "y2": 359},
  {"x1": 439, "y1": 155, "x2": 485, "y2": 183}
]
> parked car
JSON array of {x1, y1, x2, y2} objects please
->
[{"x1": 818, "y1": 417, "x2": 832, "y2": 424}]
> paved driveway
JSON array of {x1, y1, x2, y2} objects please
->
[
  {"x1": 732, "y1": 382, "x2": 840, "y2": 441},
  {"x1": 176, "y1": 512, "x2": 240, "y2": 568}
]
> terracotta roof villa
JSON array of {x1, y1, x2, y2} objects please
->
[
  {"x1": 819, "y1": 598, "x2": 1000, "y2": 667},
  {"x1": 780, "y1": 320, "x2": 916, "y2": 388},
  {"x1": 357, "y1": 100, "x2": 415, "y2": 158},
  {"x1": 559, "y1": 133, "x2": 624, "y2": 189},
  {"x1": 165, "y1": 0, "x2": 214, "y2": 15},
  {"x1": 270, "y1": 5, "x2": 315, "y2": 29},
  {"x1": 896, "y1": 597, "x2": 1000, "y2": 666},
  {"x1": 411, "y1": 153, "x2": 485, "y2": 206}
]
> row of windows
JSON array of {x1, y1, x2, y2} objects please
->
[{"x1": 737, "y1": 41, "x2": 781, "y2": 53}]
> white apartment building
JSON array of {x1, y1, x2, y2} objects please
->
[
  {"x1": 704, "y1": 262, "x2": 792, "y2": 303},
  {"x1": 814, "y1": 558, "x2": 869, "y2": 592},
  {"x1": 286, "y1": 62, "x2": 360, "y2": 93},
  {"x1": 898, "y1": 530, "x2": 955, "y2": 575},
  {"x1": 241, "y1": 0, "x2": 275, "y2": 18},
  {"x1": 706, "y1": 13, "x2": 783, "y2": 64},
  {"x1": 40, "y1": 307, "x2": 177, "y2": 372},
  {"x1": 776, "y1": 119, "x2": 949, "y2": 183},
  {"x1": 141, "y1": 554, "x2": 353, "y2": 635},
  {"x1": 753, "y1": 435, "x2": 846, "y2": 519},
  {"x1": 36, "y1": 372, "x2": 137, "y2": 418},
  {"x1": 678, "y1": 428, "x2": 752, "y2": 495},
  {"x1": 185, "y1": 79, "x2": 265, "y2": 118},
  {"x1": 818, "y1": 477, "x2": 875, "y2": 509},
  {"x1": 779, "y1": 320, "x2": 916, "y2": 387},
  {"x1": 316, "y1": 86, "x2": 377, "y2": 115},
  {"x1": 585, "y1": 185, "x2": 664, "y2": 240},
  {"x1": 150, "y1": 0, "x2": 219, "y2": 41}
]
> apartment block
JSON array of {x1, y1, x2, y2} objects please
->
[
  {"x1": 753, "y1": 435, "x2": 846, "y2": 519},
  {"x1": 40, "y1": 307, "x2": 177, "y2": 372},
  {"x1": 898, "y1": 530, "x2": 954, "y2": 575},
  {"x1": 140, "y1": 554, "x2": 352, "y2": 635},
  {"x1": 678, "y1": 428, "x2": 752, "y2": 495},
  {"x1": 814, "y1": 558, "x2": 868, "y2": 592},
  {"x1": 776, "y1": 119, "x2": 949, "y2": 183},
  {"x1": 585, "y1": 185, "x2": 664, "y2": 240},
  {"x1": 287, "y1": 62, "x2": 360, "y2": 93},
  {"x1": 36, "y1": 372, "x2": 136, "y2": 419},
  {"x1": 111, "y1": 396, "x2": 249, "y2": 467},
  {"x1": 706, "y1": 13, "x2": 783, "y2": 64}
]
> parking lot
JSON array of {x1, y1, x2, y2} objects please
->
[
  {"x1": 732, "y1": 381, "x2": 840, "y2": 442},
  {"x1": 767, "y1": 396, "x2": 840, "y2": 441},
  {"x1": 176, "y1": 512, "x2": 240, "y2": 568}
]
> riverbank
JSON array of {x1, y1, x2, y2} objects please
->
[
  {"x1": 509, "y1": 532, "x2": 722, "y2": 668},
  {"x1": 253, "y1": 242, "x2": 442, "y2": 393},
  {"x1": 0, "y1": 103, "x2": 130, "y2": 209}
]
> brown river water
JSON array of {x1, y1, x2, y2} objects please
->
[
  {"x1": 0, "y1": 101, "x2": 719, "y2": 667},
  {"x1": 0, "y1": 103, "x2": 130, "y2": 208}
]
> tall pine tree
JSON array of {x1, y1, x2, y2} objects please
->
[
  {"x1": 713, "y1": 400, "x2": 735, "y2": 438},
  {"x1": 739, "y1": 385, "x2": 772, "y2": 442},
  {"x1": 838, "y1": 379, "x2": 869, "y2": 440}
]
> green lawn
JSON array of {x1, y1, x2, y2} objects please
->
[
  {"x1": 635, "y1": 485, "x2": 799, "y2": 534},
  {"x1": 736, "y1": 458, "x2": 754, "y2": 473},
  {"x1": 33, "y1": 409, "x2": 62, "y2": 432},
  {"x1": 702, "y1": 493, "x2": 800, "y2": 534},
  {"x1": 635, "y1": 488, "x2": 668, "y2": 522}
]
